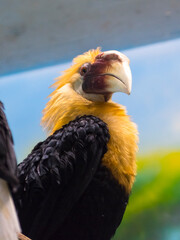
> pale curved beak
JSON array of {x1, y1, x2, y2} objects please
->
[
  {"x1": 82, "y1": 50, "x2": 132, "y2": 96},
  {"x1": 103, "y1": 61, "x2": 132, "y2": 95}
]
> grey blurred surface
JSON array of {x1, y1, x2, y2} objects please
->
[{"x1": 1, "y1": 0, "x2": 180, "y2": 76}]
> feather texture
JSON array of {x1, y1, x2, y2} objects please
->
[
  {"x1": 0, "y1": 102, "x2": 18, "y2": 189},
  {"x1": 42, "y1": 82, "x2": 138, "y2": 193},
  {"x1": 16, "y1": 115, "x2": 115, "y2": 240},
  {"x1": 0, "y1": 102, "x2": 20, "y2": 240}
]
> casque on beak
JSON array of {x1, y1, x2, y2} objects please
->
[{"x1": 82, "y1": 50, "x2": 132, "y2": 96}]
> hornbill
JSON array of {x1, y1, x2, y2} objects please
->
[
  {"x1": 16, "y1": 48, "x2": 138, "y2": 240},
  {"x1": 0, "y1": 102, "x2": 21, "y2": 240}
]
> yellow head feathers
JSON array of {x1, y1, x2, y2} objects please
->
[
  {"x1": 42, "y1": 48, "x2": 102, "y2": 133},
  {"x1": 52, "y1": 48, "x2": 101, "y2": 90}
]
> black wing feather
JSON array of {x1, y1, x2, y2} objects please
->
[
  {"x1": 16, "y1": 115, "x2": 110, "y2": 240},
  {"x1": 0, "y1": 102, "x2": 18, "y2": 189}
]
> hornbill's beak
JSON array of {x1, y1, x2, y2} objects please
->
[{"x1": 82, "y1": 50, "x2": 132, "y2": 96}]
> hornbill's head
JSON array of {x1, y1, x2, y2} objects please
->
[
  {"x1": 42, "y1": 48, "x2": 133, "y2": 133},
  {"x1": 52, "y1": 48, "x2": 132, "y2": 102}
]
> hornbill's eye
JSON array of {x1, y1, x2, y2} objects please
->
[{"x1": 80, "y1": 63, "x2": 91, "y2": 76}]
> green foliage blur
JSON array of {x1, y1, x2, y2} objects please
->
[{"x1": 113, "y1": 151, "x2": 180, "y2": 240}]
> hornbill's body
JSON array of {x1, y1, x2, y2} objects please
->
[
  {"x1": 0, "y1": 102, "x2": 21, "y2": 240},
  {"x1": 16, "y1": 49, "x2": 138, "y2": 240}
]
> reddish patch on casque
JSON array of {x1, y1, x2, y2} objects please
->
[{"x1": 96, "y1": 53, "x2": 123, "y2": 62}]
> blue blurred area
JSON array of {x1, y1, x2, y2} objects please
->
[
  {"x1": 0, "y1": 38, "x2": 180, "y2": 162},
  {"x1": 0, "y1": 63, "x2": 69, "y2": 162}
]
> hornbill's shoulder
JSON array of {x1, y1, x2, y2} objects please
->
[
  {"x1": 17, "y1": 115, "x2": 110, "y2": 240},
  {"x1": 0, "y1": 102, "x2": 18, "y2": 188},
  {"x1": 18, "y1": 115, "x2": 110, "y2": 189}
]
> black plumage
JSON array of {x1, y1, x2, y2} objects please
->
[
  {"x1": 0, "y1": 102, "x2": 18, "y2": 190},
  {"x1": 16, "y1": 115, "x2": 129, "y2": 240}
]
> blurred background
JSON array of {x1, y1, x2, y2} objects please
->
[{"x1": 0, "y1": 0, "x2": 180, "y2": 239}]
